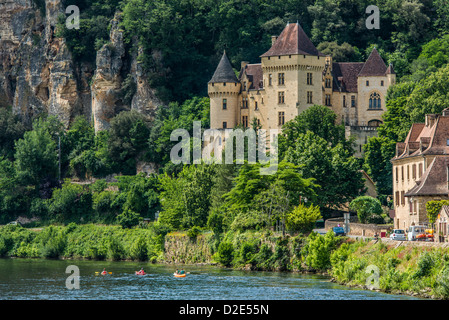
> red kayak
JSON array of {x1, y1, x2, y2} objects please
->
[
  {"x1": 101, "y1": 271, "x2": 108, "y2": 275},
  {"x1": 135, "y1": 271, "x2": 146, "y2": 275}
]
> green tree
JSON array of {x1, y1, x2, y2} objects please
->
[
  {"x1": 285, "y1": 131, "x2": 364, "y2": 211},
  {"x1": 349, "y1": 196, "x2": 383, "y2": 224},
  {"x1": 14, "y1": 118, "x2": 58, "y2": 187}
]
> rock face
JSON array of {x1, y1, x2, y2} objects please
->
[{"x1": 0, "y1": 0, "x2": 160, "y2": 130}]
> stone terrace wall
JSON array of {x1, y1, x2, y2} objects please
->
[{"x1": 325, "y1": 217, "x2": 393, "y2": 237}]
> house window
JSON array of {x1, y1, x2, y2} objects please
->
[
  {"x1": 407, "y1": 165, "x2": 410, "y2": 180},
  {"x1": 412, "y1": 164, "x2": 416, "y2": 179},
  {"x1": 419, "y1": 163, "x2": 423, "y2": 177},
  {"x1": 401, "y1": 191, "x2": 405, "y2": 206},
  {"x1": 278, "y1": 111, "x2": 285, "y2": 126},
  {"x1": 351, "y1": 95, "x2": 356, "y2": 107},
  {"x1": 223, "y1": 121, "x2": 227, "y2": 129},
  {"x1": 222, "y1": 98, "x2": 227, "y2": 110},
  {"x1": 242, "y1": 116, "x2": 248, "y2": 128},
  {"x1": 395, "y1": 191, "x2": 400, "y2": 206},
  {"x1": 307, "y1": 73, "x2": 313, "y2": 85},
  {"x1": 268, "y1": 74, "x2": 272, "y2": 86},
  {"x1": 369, "y1": 92, "x2": 381, "y2": 109},
  {"x1": 278, "y1": 91, "x2": 285, "y2": 104},
  {"x1": 278, "y1": 73, "x2": 285, "y2": 85},
  {"x1": 307, "y1": 91, "x2": 313, "y2": 104},
  {"x1": 395, "y1": 167, "x2": 398, "y2": 182}
]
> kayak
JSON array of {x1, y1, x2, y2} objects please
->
[
  {"x1": 135, "y1": 271, "x2": 146, "y2": 275},
  {"x1": 174, "y1": 273, "x2": 186, "y2": 278},
  {"x1": 101, "y1": 271, "x2": 108, "y2": 275}
]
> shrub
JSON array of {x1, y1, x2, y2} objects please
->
[
  {"x1": 130, "y1": 236, "x2": 148, "y2": 261},
  {"x1": 107, "y1": 236, "x2": 125, "y2": 261},
  {"x1": 215, "y1": 241, "x2": 234, "y2": 267},
  {"x1": 187, "y1": 226, "x2": 201, "y2": 240},
  {"x1": 41, "y1": 233, "x2": 67, "y2": 259},
  {"x1": 302, "y1": 231, "x2": 339, "y2": 271},
  {"x1": 413, "y1": 252, "x2": 435, "y2": 278},
  {"x1": 117, "y1": 209, "x2": 141, "y2": 229},
  {"x1": 286, "y1": 204, "x2": 322, "y2": 234},
  {"x1": 254, "y1": 244, "x2": 273, "y2": 270}
]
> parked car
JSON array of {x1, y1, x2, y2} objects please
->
[
  {"x1": 390, "y1": 229, "x2": 406, "y2": 241},
  {"x1": 7, "y1": 221, "x2": 22, "y2": 226},
  {"x1": 332, "y1": 226, "x2": 346, "y2": 236},
  {"x1": 408, "y1": 225, "x2": 426, "y2": 241}
]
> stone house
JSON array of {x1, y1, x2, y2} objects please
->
[
  {"x1": 391, "y1": 109, "x2": 449, "y2": 231},
  {"x1": 208, "y1": 22, "x2": 396, "y2": 157}
]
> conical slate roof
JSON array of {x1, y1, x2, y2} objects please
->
[
  {"x1": 358, "y1": 48, "x2": 387, "y2": 76},
  {"x1": 209, "y1": 51, "x2": 239, "y2": 83},
  {"x1": 261, "y1": 22, "x2": 323, "y2": 57},
  {"x1": 385, "y1": 63, "x2": 395, "y2": 75}
]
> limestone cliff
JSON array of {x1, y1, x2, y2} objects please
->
[{"x1": 0, "y1": 0, "x2": 160, "y2": 130}]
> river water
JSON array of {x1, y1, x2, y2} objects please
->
[{"x1": 0, "y1": 258, "x2": 421, "y2": 300}]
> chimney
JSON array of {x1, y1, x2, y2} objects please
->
[
  {"x1": 443, "y1": 108, "x2": 449, "y2": 117},
  {"x1": 425, "y1": 114, "x2": 437, "y2": 127},
  {"x1": 271, "y1": 36, "x2": 278, "y2": 45}
]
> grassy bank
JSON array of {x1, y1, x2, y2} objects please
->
[{"x1": 329, "y1": 240, "x2": 449, "y2": 299}]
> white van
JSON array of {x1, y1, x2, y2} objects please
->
[{"x1": 408, "y1": 225, "x2": 426, "y2": 241}]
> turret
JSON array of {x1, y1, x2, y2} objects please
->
[
  {"x1": 385, "y1": 63, "x2": 396, "y2": 86},
  {"x1": 208, "y1": 51, "x2": 241, "y2": 129}
]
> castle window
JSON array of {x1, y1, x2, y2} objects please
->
[
  {"x1": 351, "y1": 95, "x2": 356, "y2": 107},
  {"x1": 366, "y1": 80, "x2": 369, "y2": 86},
  {"x1": 223, "y1": 82, "x2": 226, "y2": 86},
  {"x1": 368, "y1": 119, "x2": 382, "y2": 127},
  {"x1": 325, "y1": 78, "x2": 331, "y2": 88},
  {"x1": 242, "y1": 116, "x2": 248, "y2": 128},
  {"x1": 369, "y1": 92, "x2": 381, "y2": 109},
  {"x1": 343, "y1": 96, "x2": 346, "y2": 107},
  {"x1": 223, "y1": 122, "x2": 227, "y2": 129},
  {"x1": 241, "y1": 98, "x2": 248, "y2": 109},
  {"x1": 255, "y1": 101, "x2": 258, "y2": 110},
  {"x1": 243, "y1": 82, "x2": 247, "y2": 91},
  {"x1": 325, "y1": 94, "x2": 331, "y2": 106},
  {"x1": 268, "y1": 74, "x2": 272, "y2": 86},
  {"x1": 278, "y1": 112, "x2": 285, "y2": 126},
  {"x1": 381, "y1": 80, "x2": 384, "y2": 86},
  {"x1": 307, "y1": 91, "x2": 313, "y2": 104},
  {"x1": 278, "y1": 91, "x2": 285, "y2": 104},
  {"x1": 278, "y1": 73, "x2": 285, "y2": 85},
  {"x1": 307, "y1": 73, "x2": 313, "y2": 85},
  {"x1": 222, "y1": 98, "x2": 227, "y2": 110}
]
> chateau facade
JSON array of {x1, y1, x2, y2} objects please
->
[{"x1": 208, "y1": 22, "x2": 396, "y2": 156}]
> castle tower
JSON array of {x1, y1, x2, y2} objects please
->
[
  {"x1": 260, "y1": 22, "x2": 326, "y2": 129},
  {"x1": 385, "y1": 63, "x2": 396, "y2": 86},
  {"x1": 208, "y1": 51, "x2": 241, "y2": 130}
]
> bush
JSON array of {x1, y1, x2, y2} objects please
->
[
  {"x1": 302, "y1": 231, "x2": 339, "y2": 271},
  {"x1": 254, "y1": 244, "x2": 273, "y2": 270},
  {"x1": 187, "y1": 226, "x2": 201, "y2": 240},
  {"x1": 117, "y1": 209, "x2": 141, "y2": 229},
  {"x1": 413, "y1": 252, "x2": 435, "y2": 278},
  {"x1": 107, "y1": 236, "x2": 125, "y2": 261},
  {"x1": 286, "y1": 204, "x2": 322, "y2": 234},
  {"x1": 130, "y1": 236, "x2": 148, "y2": 261},
  {"x1": 215, "y1": 241, "x2": 234, "y2": 267}
]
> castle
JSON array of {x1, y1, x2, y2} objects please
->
[{"x1": 208, "y1": 22, "x2": 396, "y2": 157}]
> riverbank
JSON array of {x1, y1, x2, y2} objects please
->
[{"x1": 1, "y1": 223, "x2": 448, "y2": 299}]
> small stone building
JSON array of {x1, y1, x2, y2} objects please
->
[{"x1": 435, "y1": 205, "x2": 449, "y2": 243}]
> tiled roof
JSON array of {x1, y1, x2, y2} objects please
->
[
  {"x1": 260, "y1": 22, "x2": 324, "y2": 57},
  {"x1": 239, "y1": 63, "x2": 263, "y2": 90},
  {"x1": 393, "y1": 114, "x2": 449, "y2": 161},
  {"x1": 331, "y1": 62, "x2": 364, "y2": 93},
  {"x1": 358, "y1": 48, "x2": 387, "y2": 77},
  {"x1": 209, "y1": 51, "x2": 239, "y2": 83},
  {"x1": 405, "y1": 156, "x2": 449, "y2": 197},
  {"x1": 385, "y1": 63, "x2": 395, "y2": 75}
]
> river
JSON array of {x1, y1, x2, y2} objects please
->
[{"x1": 0, "y1": 258, "x2": 421, "y2": 300}]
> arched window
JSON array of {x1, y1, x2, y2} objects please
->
[
  {"x1": 368, "y1": 119, "x2": 382, "y2": 127},
  {"x1": 369, "y1": 92, "x2": 381, "y2": 109}
]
